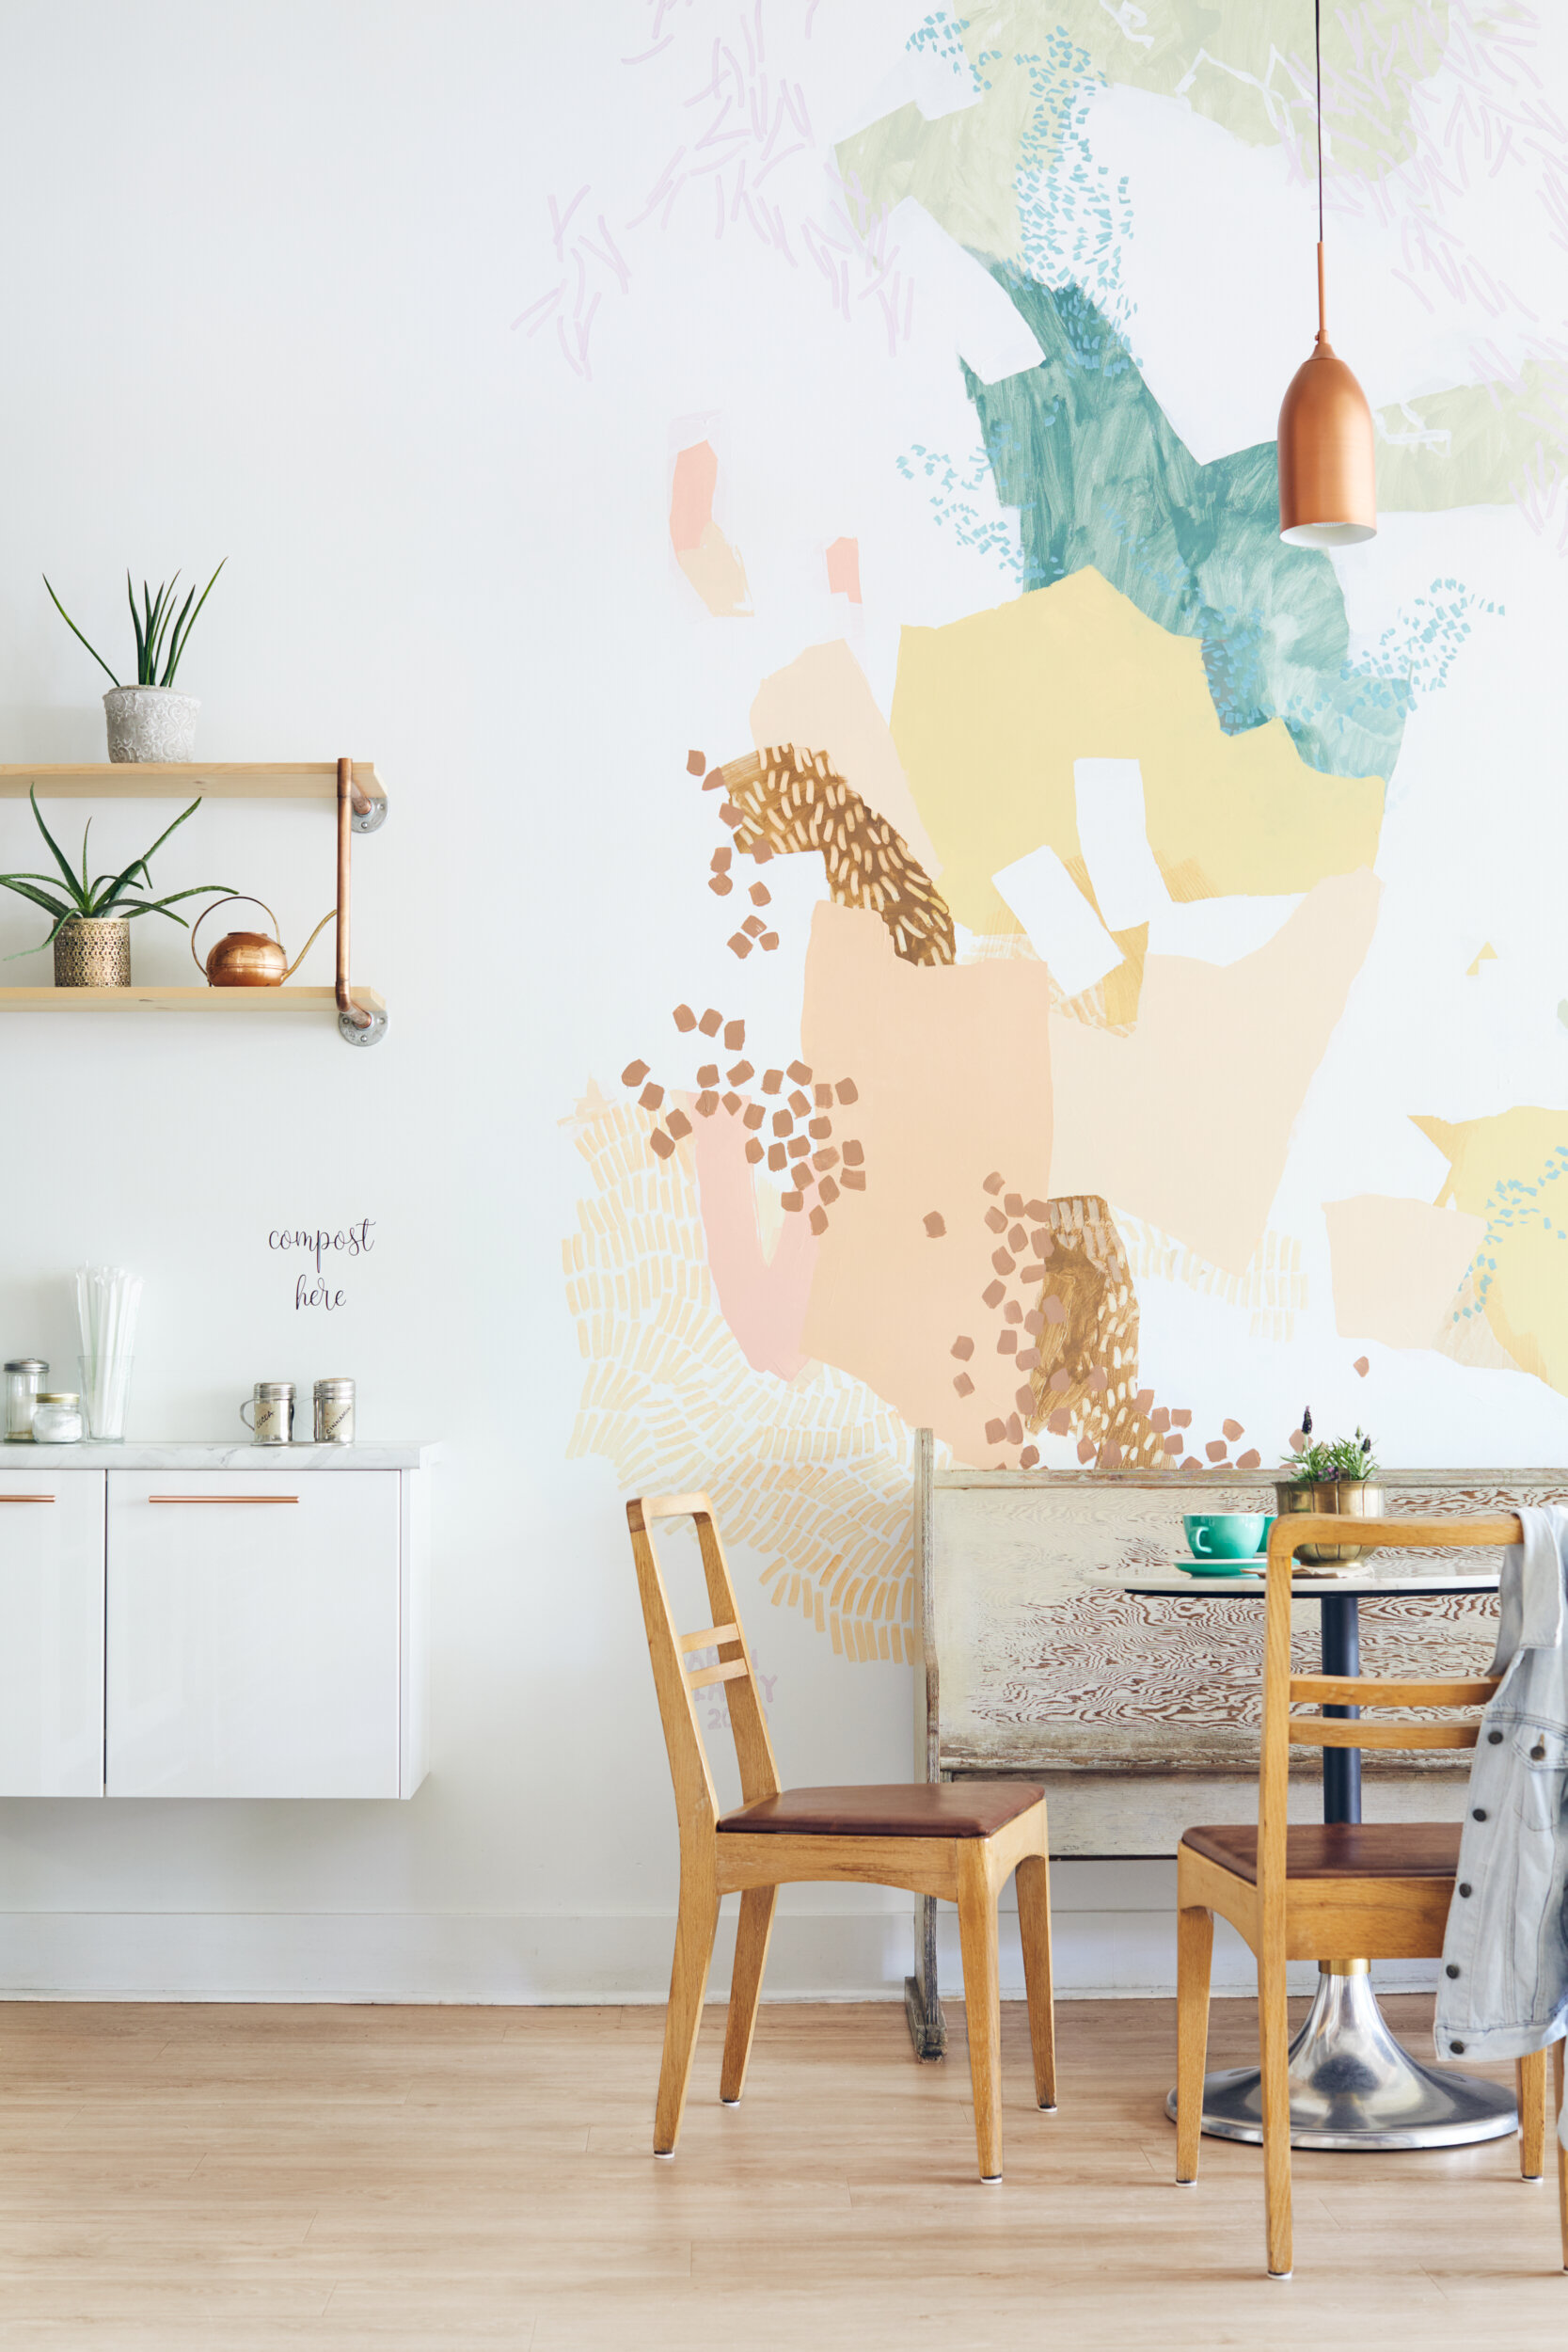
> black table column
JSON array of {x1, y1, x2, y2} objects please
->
[{"x1": 1318, "y1": 1592, "x2": 1361, "y2": 1826}]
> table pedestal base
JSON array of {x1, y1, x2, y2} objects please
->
[{"x1": 1165, "y1": 1963, "x2": 1518, "y2": 2151}]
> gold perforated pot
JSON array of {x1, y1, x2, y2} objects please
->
[
  {"x1": 1275, "y1": 1478, "x2": 1383, "y2": 1566},
  {"x1": 54, "y1": 917, "x2": 130, "y2": 988}
]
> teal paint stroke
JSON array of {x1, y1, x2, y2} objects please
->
[
  {"x1": 967, "y1": 275, "x2": 1417, "y2": 782},
  {"x1": 1012, "y1": 31, "x2": 1133, "y2": 336},
  {"x1": 895, "y1": 440, "x2": 1023, "y2": 578},
  {"x1": 1456, "y1": 1149, "x2": 1568, "y2": 1324}
]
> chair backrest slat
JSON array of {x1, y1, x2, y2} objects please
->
[
  {"x1": 1290, "y1": 1674, "x2": 1498, "y2": 1708},
  {"x1": 1259, "y1": 1513, "x2": 1524, "y2": 1922},
  {"x1": 626, "y1": 1494, "x2": 783, "y2": 1850},
  {"x1": 678, "y1": 1623, "x2": 739, "y2": 1654}
]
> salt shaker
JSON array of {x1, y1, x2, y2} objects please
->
[{"x1": 312, "y1": 1378, "x2": 356, "y2": 1444}]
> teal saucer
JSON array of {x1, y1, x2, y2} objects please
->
[{"x1": 1177, "y1": 1560, "x2": 1259, "y2": 1578}]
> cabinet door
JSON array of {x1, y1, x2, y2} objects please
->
[
  {"x1": 106, "y1": 1471, "x2": 401, "y2": 1798},
  {"x1": 0, "y1": 1466, "x2": 104, "y2": 1795}
]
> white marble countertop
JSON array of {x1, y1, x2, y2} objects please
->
[{"x1": 3, "y1": 1440, "x2": 441, "y2": 1470}]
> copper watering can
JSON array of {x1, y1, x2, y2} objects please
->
[{"x1": 191, "y1": 896, "x2": 337, "y2": 989}]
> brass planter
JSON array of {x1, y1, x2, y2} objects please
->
[
  {"x1": 1275, "y1": 1479, "x2": 1382, "y2": 1565},
  {"x1": 54, "y1": 917, "x2": 131, "y2": 988}
]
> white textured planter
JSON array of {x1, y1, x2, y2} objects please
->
[{"x1": 103, "y1": 686, "x2": 199, "y2": 763}]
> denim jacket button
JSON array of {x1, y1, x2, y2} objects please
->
[
  {"x1": 1446, "y1": 1963, "x2": 1460, "y2": 1979},
  {"x1": 1472, "y1": 1807, "x2": 1487, "y2": 1820},
  {"x1": 1450, "y1": 2040, "x2": 1466, "y2": 2053},
  {"x1": 1459, "y1": 1883, "x2": 1472, "y2": 1898},
  {"x1": 1487, "y1": 1730, "x2": 1504, "y2": 1745},
  {"x1": 1531, "y1": 1741, "x2": 1547, "y2": 1760}
]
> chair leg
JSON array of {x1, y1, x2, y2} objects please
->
[
  {"x1": 1175, "y1": 1903, "x2": 1213, "y2": 2185},
  {"x1": 720, "y1": 1884, "x2": 777, "y2": 2106},
  {"x1": 1015, "y1": 1849, "x2": 1057, "y2": 2111},
  {"x1": 653, "y1": 1867, "x2": 719, "y2": 2157},
  {"x1": 1555, "y1": 2041, "x2": 1568, "y2": 2271},
  {"x1": 1519, "y1": 2051, "x2": 1546, "y2": 2181},
  {"x1": 957, "y1": 1843, "x2": 1004, "y2": 2182},
  {"x1": 1258, "y1": 1942, "x2": 1292, "y2": 2278}
]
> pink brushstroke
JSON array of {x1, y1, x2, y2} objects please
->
[
  {"x1": 693, "y1": 1110, "x2": 817, "y2": 1381},
  {"x1": 669, "y1": 440, "x2": 718, "y2": 553},
  {"x1": 825, "y1": 535, "x2": 862, "y2": 602}
]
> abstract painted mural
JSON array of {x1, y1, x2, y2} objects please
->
[{"x1": 547, "y1": 2, "x2": 1568, "y2": 1670}]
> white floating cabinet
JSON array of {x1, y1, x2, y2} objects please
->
[
  {"x1": 0, "y1": 1466, "x2": 106, "y2": 1796},
  {"x1": 0, "y1": 1444, "x2": 434, "y2": 1800}
]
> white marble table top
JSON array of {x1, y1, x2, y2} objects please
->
[
  {"x1": 1113, "y1": 1569, "x2": 1499, "y2": 1597},
  {"x1": 2, "y1": 1440, "x2": 440, "y2": 1470}
]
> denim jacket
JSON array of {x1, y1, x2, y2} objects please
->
[{"x1": 1433, "y1": 1505, "x2": 1568, "y2": 2118}]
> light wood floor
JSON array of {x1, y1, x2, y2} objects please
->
[{"x1": 0, "y1": 1992, "x2": 1559, "y2": 2347}]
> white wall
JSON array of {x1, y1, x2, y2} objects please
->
[
  {"x1": 0, "y1": 2, "x2": 1504, "y2": 2010},
  {"x1": 0, "y1": 0, "x2": 956, "y2": 2005}
]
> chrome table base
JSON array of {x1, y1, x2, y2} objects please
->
[{"x1": 1165, "y1": 1963, "x2": 1518, "y2": 2151}]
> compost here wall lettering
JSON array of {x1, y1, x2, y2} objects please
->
[{"x1": 267, "y1": 1218, "x2": 376, "y2": 1311}]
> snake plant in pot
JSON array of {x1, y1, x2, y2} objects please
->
[
  {"x1": 43, "y1": 563, "x2": 225, "y2": 761},
  {"x1": 0, "y1": 790, "x2": 231, "y2": 987},
  {"x1": 1275, "y1": 1407, "x2": 1384, "y2": 1565}
]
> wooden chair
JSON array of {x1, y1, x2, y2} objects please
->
[
  {"x1": 1176, "y1": 1512, "x2": 1567, "y2": 2278},
  {"x1": 627, "y1": 1492, "x2": 1056, "y2": 2180}
]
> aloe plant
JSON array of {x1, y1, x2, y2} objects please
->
[
  {"x1": 0, "y1": 789, "x2": 231, "y2": 956},
  {"x1": 42, "y1": 562, "x2": 226, "y2": 690}
]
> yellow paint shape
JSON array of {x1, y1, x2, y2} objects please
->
[
  {"x1": 1465, "y1": 942, "x2": 1497, "y2": 977},
  {"x1": 1049, "y1": 869, "x2": 1381, "y2": 1275},
  {"x1": 799, "y1": 900, "x2": 1053, "y2": 1462},
  {"x1": 1323, "y1": 1196, "x2": 1485, "y2": 1351},
  {"x1": 892, "y1": 566, "x2": 1384, "y2": 936},
  {"x1": 750, "y1": 641, "x2": 942, "y2": 881},
  {"x1": 1415, "y1": 1108, "x2": 1568, "y2": 1392}
]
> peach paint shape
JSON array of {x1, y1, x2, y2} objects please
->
[
  {"x1": 693, "y1": 1107, "x2": 817, "y2": 1380},
  {"x1": 669, "y1": 440, "x2": 751, "y2": 617},
  {"x1": 799, "y1": 901, "x2": 1053, "y2": 1460},
  {"x1": 751, "y1": 639, "x2": 942, "y2": 882},
  {"x1": 826, "y1": 535, "x2": 862, "y2": 602},
  {"x1": 1323, "y1": 1195, "x2": 1486, "y2": 1351},
  {"x1": 1048, "y1": 868, "x2": 1382, "y2": 1276}
]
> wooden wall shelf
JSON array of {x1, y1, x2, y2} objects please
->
[
  {"x1": 0, "y1": 762, "x2": 386, "y2": 830},
  {"x1": 0, "y1": 759, "x2": 388, "y2": 1044},
  {"x1": 0, "y1": 986, "x2": 386, "y2": 1017}
]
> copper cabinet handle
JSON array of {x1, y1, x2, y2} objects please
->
[
  {"x1": 0, "y1": 1494, "x2": 55, "y2": 1503},
  {"x1": 148, "y1": 1495, "x2": 300, "y2": 1506}
]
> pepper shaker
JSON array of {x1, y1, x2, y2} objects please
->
[{"x1": 312, "y1": 1378, "x2": 355, "y2": 1444}]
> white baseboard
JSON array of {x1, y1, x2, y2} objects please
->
[{"x1": 0, "y1": 1861, "x2": 1439, "y2": 2002}]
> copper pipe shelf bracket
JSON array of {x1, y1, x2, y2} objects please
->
[{"x1": 336, "y1": 756, "x2": 388, "y2": 1047}]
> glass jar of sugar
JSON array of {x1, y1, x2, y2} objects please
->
[{"x1": 32, "y1": 1393, "x2": 83, "y2": 1444}]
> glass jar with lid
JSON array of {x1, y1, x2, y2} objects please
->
[
  {"x1": 32, "y1": 1392, "x2": 83, "y2": 1444},
  {"x1": 4, "y1": 1359, "x2": 49, "y2": 1441}
]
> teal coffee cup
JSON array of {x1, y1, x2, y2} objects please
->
[{"x1": 1184, "y1": 1513, "x2": 1270, "y2": 1562}]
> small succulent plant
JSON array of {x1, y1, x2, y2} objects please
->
[
  {"x1": 1283, "y1": 1407, "x2": 1379, "y2": 1485},
  {"x1": 43, "y1": 563, "x2": 226, "y2": 690}
]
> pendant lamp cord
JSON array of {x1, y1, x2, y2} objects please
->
[
  {"x1": 1314, "y1": 0, "x2": 1326, "y2": 340},
  {"x1": 1315, "y1": 0, "x2": 1323, "y2": 246}
]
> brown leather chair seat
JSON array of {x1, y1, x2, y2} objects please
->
[
  {"x1": 1181, "y1": 1821, "x2": 1461, "y2": 1884},
  {"x1": 720, "y1": 1782, "x2": 1044, "y2": 1839}
]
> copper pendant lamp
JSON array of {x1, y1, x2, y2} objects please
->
[{"x1": 1277, "y1": 0, "x2": 1376, "y2": 547}]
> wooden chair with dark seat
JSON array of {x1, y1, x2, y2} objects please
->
[
  {"x1": 1176, "y1": 1511, "x2": 1567, "y2": 2279},
  {"x1": 627, "y1": 1492, "x2": 1055, "y2": 2181}
]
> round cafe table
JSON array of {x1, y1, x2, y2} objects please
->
[{"x1": 1121, "y1": 1565, "x2": 1514, "y2": 2152}]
